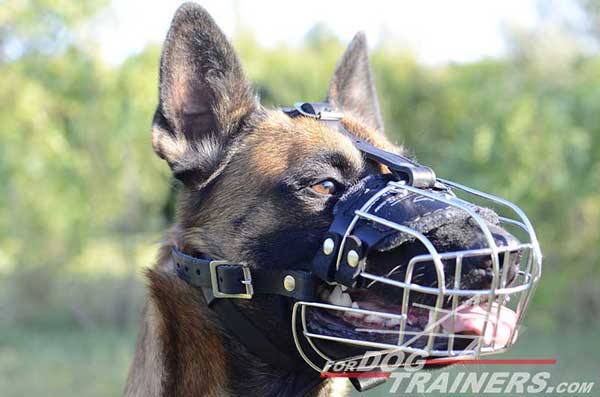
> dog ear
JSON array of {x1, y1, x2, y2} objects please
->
[
  {"x1": 152, "y1": 3, "x2": 256, "y2": 183},
  {"x1": 326, "y1": 32, "x2": 383, "y2": 132}
]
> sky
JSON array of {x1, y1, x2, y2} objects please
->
[{"x1": 93, "y1": 0, "x2": 544, "y2": 66}]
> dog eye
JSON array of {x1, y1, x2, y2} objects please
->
[{"x1": 311, "y1": 180, "x2": 337, "y2": 195}]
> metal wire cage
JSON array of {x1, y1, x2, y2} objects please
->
[{"x1": 291, "y1": 179, "x2": 543, "y2": 372}]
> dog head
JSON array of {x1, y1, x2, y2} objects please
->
[{"x1": 152, "y1": 4, "x2": 536, "y2": 370}]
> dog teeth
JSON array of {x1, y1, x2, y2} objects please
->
[
  {"x1": 352, "y1": 302, "x2": 360, "y2": 309},
  {"x1": 340, "y1": 293, "x2": 352, "y2": 307},
  {"x1": 341, "y1": 285, "x2": 348, "y2": 292},
  {"x1": 326, "y1": 285, "x2": 352, "y2": 307},
  {"x1": 328, "y1": 285, "x2": 342, "y2": 304},
  {"x1": 385, "y1": 318, "x2": 401, "y2": 328}
]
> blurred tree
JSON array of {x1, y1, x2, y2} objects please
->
[
  {"x1": 0, "y1": 0, "x2": 107, "y2": 60},
  {"x1": 0, "y1": 1, "x2": 165, "y2": 328},
  {"x1": 577, "y1": 0, "x2": 600, "y2": 40},
  {"x1": 0, "y1": 1, "x2": 598, "y2": 331}
]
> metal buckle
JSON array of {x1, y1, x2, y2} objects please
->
[
  {"x1": 209, "y1": 261, "x2": 254, "y2": 299},
  {"x1": 293, "y1": 102, "x2": 344, "y2": 120}
]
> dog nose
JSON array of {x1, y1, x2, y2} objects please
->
[
  {"x1": 426, "y1": 219, "x2": 521, "y2": 290},
  {"x1": 331, "y1": 174, "x2": 522, "y2": 292},
  {"x1": 364, "y1": 206, "x2": 521, "y2": 296}
]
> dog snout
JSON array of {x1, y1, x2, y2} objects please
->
[
  {"x1": 365, "y1": 210, "x2": 521, "y2": 296},
  {"x1": 424, "y1": 219, "x2": 521, "y2": 290}
]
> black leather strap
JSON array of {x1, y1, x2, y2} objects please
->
[
  {"x1": 172, "y1": 246, "x2": 320, "y2": 380},
  {"x1": 211, "y1": 297, "x2": 314, "y2": 374},
  {"x1": 172, "y1": 247, "x2": 317, "y2": 304},
  {"x1": 282, "y1": 102, "x2": 437, "y2": 188}
]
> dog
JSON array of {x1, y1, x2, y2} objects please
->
[{"x1": 126, "y1": 3, "x2": 532, "y2": 396}]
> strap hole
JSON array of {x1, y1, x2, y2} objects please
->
[
  {"x1": 184, "y1": 266, "x2": 188, "y2": 272},
  {"x1": 196, "y1": 269, "x2": 200, "y2": 275},
  {"x1": 176, "y1": 263, "x2": 180, "y2": 268}
]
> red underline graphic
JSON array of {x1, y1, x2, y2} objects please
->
[
  {"x1": 424, "y1": 359, "x2": 557, "y2": 365},
  {"x1": 321, "y1": 372, "x2": 391, "y2": 378},
  {"x1": 320, "y1": 359, "x2": 557, "y2": 378}
]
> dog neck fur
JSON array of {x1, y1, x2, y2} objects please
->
[{"x1": 125, "y1": 241, "x2": 349, "y2": 397}]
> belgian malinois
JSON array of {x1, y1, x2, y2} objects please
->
[{"x1": 126, "y1": 3, "x2": 539, "y2": 396}]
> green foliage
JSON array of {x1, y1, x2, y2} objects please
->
[
  {"x1": 0, "y1": 2, "x2": 599, "y2": 395},
  {"x1": 0, "y1": 1, "x2": 599, "y2": 334}
]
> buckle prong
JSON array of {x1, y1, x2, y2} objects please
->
[{"x1": 209, "y1": 261, "x2": 254, "y2": 299}]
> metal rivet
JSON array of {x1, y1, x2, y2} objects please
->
[
  {"x1": 323, "y1": 238, "x2": 335, "y2": 255},
  {"x1": 283, "y1": 275, "x2": 296, "y2": 292},
  {"x1": 347, "y1": 250, "x2": 359, "y2": 268}
]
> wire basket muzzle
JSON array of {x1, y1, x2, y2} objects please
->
[{"x1": 293, "y1": 178, "x2": 542, "y2": 372}]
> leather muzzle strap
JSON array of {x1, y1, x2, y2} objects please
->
[
  {"x1": 172, "y1": 246, "x2": 321, "y2": 387},
  {"x1": 172, "y1": 247, "x2": 317, "y2": 304}
]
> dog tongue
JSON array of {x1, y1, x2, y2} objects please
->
[{"x1": 441, "y1": 303, "x2": 518, "y2": 348}]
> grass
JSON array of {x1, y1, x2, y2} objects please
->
[
  {"x1": 0, "y1": 327, "x2": 136, "y2": 397},
  {"x1": 0, "y1": 325, "x2": 597, "y2": 397}
]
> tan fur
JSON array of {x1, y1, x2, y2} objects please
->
[
  {"x1": 125, "y1": 300, "x2": 166, "y2": 396},
  {"x1": 126, "y1": 242, "x2": 353, "y2": 397},
  {"x1": 126, "y1": 244, "x2": 230, "y2": 397},
  {"x1": 341, "y1": 116, "x2": 399, "y2": 174},
  {"x1": 173, "y1": 111, "x2": 397, "y2": 262},
  {"x1": 247, "y1": 111, "x2": 364, "y2": 178},
  {"x1": 126, "y1": 114, "x2": 394, "y2": 397},
  {"x1": 127, "y1": 5, "x2": 398, "y2": 396}
]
